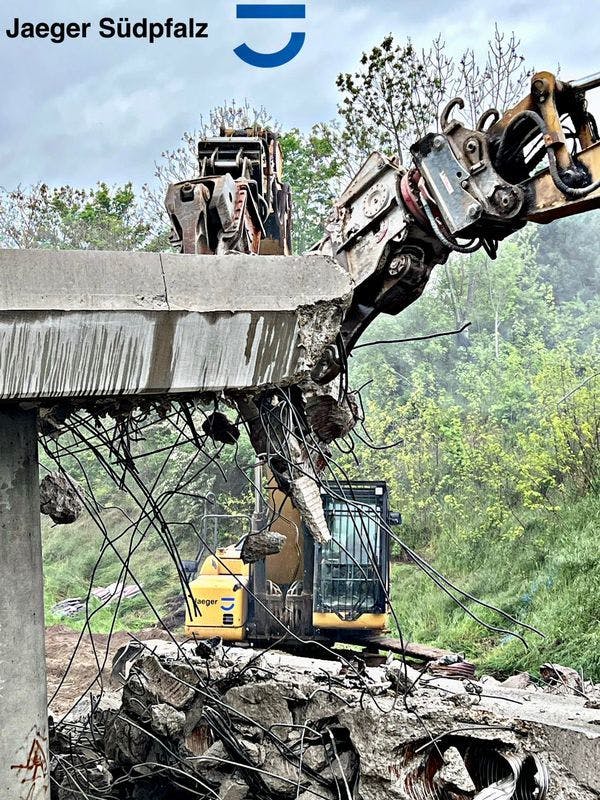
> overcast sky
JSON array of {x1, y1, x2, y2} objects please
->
[{"x1": 0, "y1": 0, "x2": 598, "y2": 190}]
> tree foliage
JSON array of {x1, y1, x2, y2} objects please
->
[
  {"x1": 279, "y1": 128, "x2": 342, "y2": 252},
  {"x1": 333, "y1": 27, "x2": 529, "y2": 172},
  {"x1": 346, "y1": 226, "x2": 599, "y2": 553},
  {"x1": 0, "y1": 182, "x2": 152, "y2": 250}
]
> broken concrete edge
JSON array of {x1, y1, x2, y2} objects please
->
[
  {"x1": 0, "y1": 295, "x2": 352, "y2": 404},
  {"x1": 51, "y1": 640, "x2": 600, "y2": 799},
  {"x1": 39, "y1": 470, "x2": 85, "y2": 524}
]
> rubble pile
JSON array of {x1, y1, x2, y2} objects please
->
[{"x1": 50, "y1": 642, "x2": 600, "y2": 799}]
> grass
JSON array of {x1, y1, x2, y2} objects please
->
[
  {"x1": 42, "y1": 506, "x2": 185, "y2": 633},
  {"x1": 390, "y1": 492, "x2": 600, "y2": 680},
  {"x1": 42, "y1": 487, "x2": 600, "y2": 681}
]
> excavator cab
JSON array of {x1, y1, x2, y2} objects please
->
[
  {"x1": 184, "y1": 478, "x2": 397, "y2": 645},
  {"x1": 313, "y1": 482, "x2": 393, "y2": 636}
]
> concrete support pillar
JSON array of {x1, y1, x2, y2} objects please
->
[{"x1": 0, "y1": 406, "x2": 49, "y2": 800}]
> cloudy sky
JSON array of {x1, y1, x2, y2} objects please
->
[{"x1": 0, "y1": 0, "x2": 598, "y2": 190}]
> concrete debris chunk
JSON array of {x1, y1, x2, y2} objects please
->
[
  {"x1": 195, "y1": 739, "x2": 228, "y2": 770},
  {"x1": 131, "y1": 654, "x2": 197, "y2": 709},
  {"x1": 52, "y1": 583, "x2": 142, "y2": 620},
  {"x1": 39, "y1": 470, "x2": 84, "y2": 524},
  {"x1": 202, "y1": 411, "x2": 240, "y2": 444},
  {"x1": 224, "y1": 681, "x2": 294, "y2": 731},
  {"x1": 51, "y1": 597, "x2": 85, "y2": 618},
  {"x1": 437, "y1": 746, "x2": 476, "y2": 792},
  {"x1": 503, "y1": 671, "x2": 533, "y2": 689},
  {"x1": 219, "y1": 774, "x2": 249, "y2": 800},
  {"x1": 91, "y1": 581, "x2": 142, "y2": 603},
  {"x1": 304, "y1": 391, "x2": 358, "y2": 443},
  {"x1": 290, "y1": 473, "x2": 331, "y2": 543},
  {"x1": 240, "y1": 530, "x2": 286, "y2": 563},
  {"x1": 540, "y1": 662, "x2": 584, "y2": 694},
  {"x1": 150, "y1": 703, "x2": 186, "y2": 738},
  {"x1": 240, "y1": 738, "x2": 265, "y2": 765}
]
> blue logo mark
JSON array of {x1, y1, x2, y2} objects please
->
[
  {"x1": 221, "y1": 597, "x2": 236, "y2": 612},
  {"x1": 235, "y1": 4, "x2": 306, "y2": 68}
]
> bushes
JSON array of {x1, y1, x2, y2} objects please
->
[
  {"x1": 343, "y1": 224, "x2": 599, "y2": 677},
  {"x1": 391, "y1": 493, "x2": 600, "y2": 679}
]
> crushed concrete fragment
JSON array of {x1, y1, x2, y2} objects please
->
[
  {"x1": 241, "y1": 530, "x2": 286, "y2": 563},
  {"x1": 218, "y1": 775, "x2": 249, "y2": 800},
  {"x1": 304, "y1": 391, "x2": 358, "y2": 443},
  {"x1": 51, "y1": 597, "x2": 85, "y2": 618},
  {"x1": 150, "y1": 703, "x2": 187, "y2": 737},
  {"x1": 503, "y1": 672, "x2": 533, "y2": 689},
  {"x1": 224, "y1": 681, "x2": 294, "y2": 730},
  {"x1": 195, "y1": 740, "x2": 228, "y2": 770},
  {"x1": 540, "y1": 662, "x2": 584, "y2": 694},
  {"x1": 290, "y1": 473, "x2": 331, "y2": 543},
  {"x1": 132, "y1": 654, "x2": 196, "y2": 708},
  {"x1": 438, "y1": 746, "x2": 476, "y2": 792},
  {"x1": 39, "y1": 470, "x2": 84, "y2": 524},
  {"x1": 202, "y1": 411, "x2": 240, "y2": 444}
]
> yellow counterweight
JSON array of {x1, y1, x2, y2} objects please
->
[{"x1": 185, "y1": 546, "x2": 250, "y2": 642}]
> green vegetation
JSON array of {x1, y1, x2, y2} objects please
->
[
  {"x1": 340, "y1": 218, "x2": 599, "y2": 678},
  {"x1": 42, "y1": 508, "x2": 179, "y2": 632},
  {"x1": 391, "y1": 492, "x2": 600, "y2": 678}
]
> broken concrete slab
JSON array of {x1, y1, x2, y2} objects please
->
[
  {"x1": 240, "y1": 530, "x2": 286, "y2": 563},
  {"x1": 39, "y1": 471, "x2": 84, "y2": 523},
  {"x1": 0, "y1": 249, "x2": 352, "y2": 400},
  {"x1": 53, "y1": 641, "x2": 600, "y2": 800}
]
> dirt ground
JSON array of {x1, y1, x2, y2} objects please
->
[{"x1": 45, "y1": 625, "x2": 174, "y2": 718}]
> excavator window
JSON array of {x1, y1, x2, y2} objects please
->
[{"x1": 314, "y1": 482, "x2": 390, "y2": 621}]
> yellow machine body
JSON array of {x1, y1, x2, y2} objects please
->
[
  {"x1": 313, "y1": 611, "x2": 389, "y2": 632},
  {"x1": 185, "y1": 479, "x2": 392, "y2": 645},
  {"x1": 185, "y1": 546, "x2": 249, "y2": 642}
]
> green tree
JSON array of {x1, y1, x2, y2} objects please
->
[
  {"x1": 332, "y1": 27, "x2": 529, "y2": 174},
  {"x1": 279, "y1": 128, "x2": 341, "y2": 252},
  {"x1": 0, "y1": 182, "x2": 152, "y2": 250}
]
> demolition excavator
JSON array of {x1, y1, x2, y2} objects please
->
[{"x1": 163, "y1": 71, "x2": 600, "y2": 646}]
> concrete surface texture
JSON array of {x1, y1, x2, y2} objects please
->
[
  {"x1": 0, "y1": 250, "x2": 352, "y2": 400},
  {"x1": 0, "y1": 407, "x2": 49, "y2": 800}
]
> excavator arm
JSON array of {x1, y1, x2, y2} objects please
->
[
  {"x1": 310, "y1": 70, "x2": 600, "y2": 381},
  {"x1": 166, "y1": 72, "x2": 600, "y2": 383},
  {"x1": 165, "y1": 71, "x2": 600, "y2": 538}
]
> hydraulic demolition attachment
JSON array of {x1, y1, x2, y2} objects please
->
[
  {"x1": 167, "y1": 72, "x2": 600, "y2": 363},
  {"x1": 165, "y1": 126, "x2": 292, "y2": 256},
  {"x1": 311, "y1": 70, "x2": 600, "y2": 381}
]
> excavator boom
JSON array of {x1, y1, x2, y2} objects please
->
[
  {"x1": 166, "y1": 71, "x2": 600, "y2": 388},
  {"x1": 165, "y1": 69, "x2": 600, "y2": 543}
]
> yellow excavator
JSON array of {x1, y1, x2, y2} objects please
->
[
  {"x1": 183, "y1": 470, "x2": 400, "y2": 644},
  {"x1": 165, "y1": 70, "x2": 600, "y2": 648}
]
